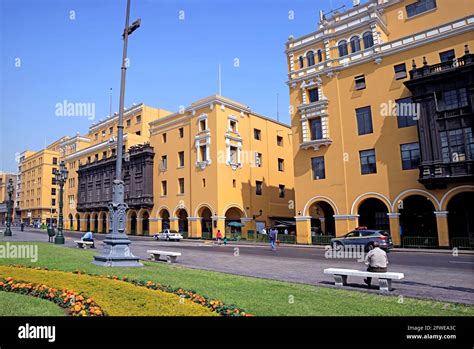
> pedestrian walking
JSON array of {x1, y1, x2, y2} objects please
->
[
  {"x1": 269, "y1": 228, "x2": 277, "y2": 251},
  {"x1": 20, "y1": 221, "x2": 24, "y2": 232},
  {"x1": 216, "y1": 230, "x2": 223, "y2": 245},
  {"x1": 363, "y1": 241, "x2": 388, "y2": 287}
]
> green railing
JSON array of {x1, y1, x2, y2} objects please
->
[
  {"x1": 450, "y1": 237, "x2": 474, "y2": 250},
  {"x1": 402, "y1": 236, "x2": 439, "y2": 248},
  {"x1": 311, "y1": 235, "x2": 333, "y2": 245},
  {"x1": 201, "y1": 231, "x2": 213, "y2": 240},
  {"x1": 180, "y1": 231, "x2": 188, "y2": 239}
]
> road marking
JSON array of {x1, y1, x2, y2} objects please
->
[{"x1": 449, "y1": 261, "x2": 474, "y2": 264}]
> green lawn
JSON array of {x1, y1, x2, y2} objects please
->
[
  {"x1": 0, "y1": 291, "x2": 65, "y2": 316},
  {"x1": 0, "y1": 242, "x2": 472, "y2": 316}
]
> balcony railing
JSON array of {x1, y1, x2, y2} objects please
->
[
  {"x1": 410, "y1": 53, "x2": 474, "y2": 79},
  {"x1": 419, "y1": 161, "x2": 474, "y2": 183}
]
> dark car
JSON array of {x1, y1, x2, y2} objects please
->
[{"x1": 330, "y1": 229, "x2": 393, "y2": 252}]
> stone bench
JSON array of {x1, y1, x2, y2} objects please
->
[
  {"x1": 74, "y1": 240, "x2": 94, "y2": 249},
  {"x1": 324, "y1": 268, "x2": 404, "y2": 292},
  {"x1": 147, "y1": 250, "x2": 181, "y2": 264}
]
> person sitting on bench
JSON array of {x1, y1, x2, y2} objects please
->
[
  {"x1": 364, "y1": 241, "x2": 388, "y2": 287},
  {"x1": 81, "y1": 231, "x2": 95, "y2": 248}
]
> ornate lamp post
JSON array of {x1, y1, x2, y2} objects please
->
[
  {"x1": 93, "y1": 0, "x2": 142, "y2": 267},
  {"x1": 3, "y1": 178, "x2": 14, "y2": 236},
  {"x1": 54, "y1": 161, "x2": 68, "y2": 244}
]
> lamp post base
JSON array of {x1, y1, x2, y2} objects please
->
[
  {"x1": 3, "y1": 227, "x2": 12, "y2": 237},
  {"x1": 93, "y1": 233, "x2": 143, "y2": 267},
  {"x1": 54, "y1": 235, "x2": 65, "y2": 245}
]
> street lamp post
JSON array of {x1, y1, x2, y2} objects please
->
[
  {"x1": 4, "y1": 178, "x2": 14, "y2": 236},
  {"x1": 54, "y1": 161, "x2": 68, "y2": 244},
  {"x1": 93, "y1": 0, "x2": 142, "y2": 267}
]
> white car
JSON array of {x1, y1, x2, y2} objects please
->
[{"x1": 153, "y1": 229, "x2": 183, "y2": 241}]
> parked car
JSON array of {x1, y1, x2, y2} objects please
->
[
  {"x1": 153, "y1": 229, "x2": 183, "y2": 241},
  {"x1": 330, "y1": 229, "x2": 393, "y2": 252}
]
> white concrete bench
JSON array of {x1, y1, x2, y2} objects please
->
[
  {"x1": 74, "y1": 240, "x2": 94, "y2": 249},
  {"x1": 147, "y1": 250, "x2": 181, "y2": 264},
  {"x1": 324, "y1": 268, "x2": 404, "y2": 292}
]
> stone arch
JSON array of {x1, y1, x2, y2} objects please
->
[
  {"x1": 303, "y1": 196, "x2": 339, "y2": 216},
  {"x1": 194, "y1": 203, "x2": 215, "y2": 218},
  {"x1": 138, "y1": 208, "x2": 151, "y2": 236},
  {"x1": 440, "y1": 185, "x2": 474, "y2": 211},
  {"x1": 197, "y1": 205, "x2": 213, "y2": 238},
  {"x1": 392, "y1": 189, "x2": 441, "y2": 213},
  {"x1": 127, "y1": 210, "x2": 138, "y2": 235},
  {"x1": 158, "y1": 208, "x2": 170, "y2": 231},
  {"x1": 84, "y1": 213, "x2": 91, "y2": 232},
  {"x1": 91, "y1": 212, "x2": 99, "y2": 233},
  {"x1": 98, "y1": 211, "x2": 108, "y2": 233},
  {"x1": 446, "y1": 191, "x2": 474, "y2": 249},
  {"x1": 307, "y1": 200, "x2": 336, "y2": 236},
  {"x1": 176, "y1": 208, "x2": 188, "y2": 233},
  {"x1": 75, "y1": 213, "x2": 81, "y2": 232},
  {"x1": 68, "y1": 214, "x2": 74, "y2": 231},
  {"x1": 222, "y1": 203, "x2": 248, "y2": 218},
  {"x1": 357, "y1": 197, "x2": 390, "y2": 231},
  {"x1": 351, "y1": 192, "x2": 392, "y2": 215}
]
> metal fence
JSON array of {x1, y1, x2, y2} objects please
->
[
  {"x1": 201, "y1": 231, "x2": 213, "y2": 240},
  {"x1": 402, "y1": 236, "x2": 439, "y2": 248},
  {"x1": 311, "y1": 235, "x2": 333, "y2": 245},
  {"x1": 450, "y1": 237, "x2": 474, "y2": 250}
]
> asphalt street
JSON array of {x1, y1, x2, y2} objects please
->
[{"x1": 1, "y1": 227, "x2": 473, "y2": 305}]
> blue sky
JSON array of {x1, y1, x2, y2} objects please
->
[{"x1": 1, "y1": 0, "x2": 357, "y2": 172}]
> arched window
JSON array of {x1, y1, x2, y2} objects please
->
[
  {"x1": 363, "y1": 31, "x2": 374, "y2": 49},
  {"x1": 299, "y1": 56, "x2": 304, "y2": 69},
  {"x1": 350, "y1": 36, "x2": 361, "y2": 53},
  {"x1": 306, "y1": 51, "x2": 315, "y2": 67},
  {"x1": 317, "y1": 49, "x2": 323, "y2": 62},
  {"x1": 338, "y1": 40, "x2": 348, "y2": 57}
]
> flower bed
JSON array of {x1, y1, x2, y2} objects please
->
[
  {"x1": 2, "y1": 265, "x2": 249, "y2": 316},
  {"x1": 0, "y1": 277, "x2": 105, "y2": 317}
]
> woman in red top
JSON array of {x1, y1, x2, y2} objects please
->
[{"x1": 216, "y1": 230, "x2": 223, "y2": 245}]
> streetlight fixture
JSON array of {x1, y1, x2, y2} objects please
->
[
  {"x1": 94, "y1": 0, "x2": 142, "y2": 267},
  {"x1": 4, "y1": 178, "x2": 14, "y2": 236},
  {"x1": 54, "y1": 161, "x2": 68, "y2": 244}
]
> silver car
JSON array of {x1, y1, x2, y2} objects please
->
[{"x1": 153, "y1": 229, "x2": 183, "y2": 241}]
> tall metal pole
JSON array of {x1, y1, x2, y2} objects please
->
[
  {"x1": 54, "y1": 161, "x2": 66, "y2": 244},
  {"x1": 94, "y1": 0, "x2": 142, "y2": 267},
  {"x1": 4, "y1": 178, "x2": 13, "y2": 236}
]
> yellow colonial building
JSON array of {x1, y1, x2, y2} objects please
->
[
  {"x1": 148, "y1": 95, "x2": 295, "y2": 239},
  {"x1": 18, "y1": 137, "x2": 69, "y2": 226},
  {"x1": 286, "y1": 0, "x2": 474, "y2": 248}
]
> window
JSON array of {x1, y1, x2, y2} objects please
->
[
  {"x1": 277, "y1": 135, "x2": 283, "y2": 146},
  {"x1": 199, "y1": 145, "x2": 207, "y2": 162},
  {"x1": 310, "y1": 118, "x2": 323, "y2": 140},
  {"x1": 443, "y1": 88, "x2": 468, "y2": 110},
  {"x1": 109, "y1": 127, "x2": 113, "y2": 134},
  {"x1": 350, "y1": 36, "x2": 361, "y2": 53},
  {"x1": 400, "y1": 143, "x2": 420, "y2": 170},
  {"x1": 136, "y1": 131, "x2": 141, "y2": 136},
  {"x1": 199, "y1": 119, "x2": 207, "y2": 131},
  {"x1": 101, "y1": 130, "x2": 106, "y2": 137},
  {"x1": 441, "y1": 128, "x2": 473, "y2": 163},
  {"x1": 362, "y1": 32, "x2": 374, "y2": 49},
  {"x1": 254, "y1": 129, "x2": 261, "y2": 140},
  {"x1": 278, "y1": 158, "x2": 285, "y2": 172},
  {"x1": 162, "y1": 133, "x2": 167, "y2": 143},
  {"x1": 161, "y1": 155, "x2": 167, "y2": 171},
  {"x1": 126, "y1": 119, "x2": 131, "y2": 127},
  {"x1": 233, "y1": 179, "x2": 236, "y2": 188},
  {"x1": 229, "y1": 146, "x2": 238, "y2": 164},
  {"x1": 102, "y1": 151, "x2": 107, "y2": 159},
  {"x1": 229, "y1": 120, "x2": 237, "y2": 132},
  {"x1": 317, "y1": 49, "x2": 323, "y2": 62},
  {"x1": 202, "y1": 178, "x2": 206, "y2": 187},
  {"x1": 299, "y1": 56, "x2": 304, "y2": 69},
  {"x1": 360, "y1": 149, "x2": 377, "y2": 174},
  {"x1": 255, "y1": 153, "x2": 262, "y2": 167},
  {"x1": 406, "y1": 0, "x2": 437, "y2": 18},
  {"x1": 394, "y1": 63, "x2": 407, "y2": 80},
  {"x1": 52, "y1": 168, "x2": 57, "y2": 175},
  {"x1": 306, "y1": 51, "x2": 315, "y2": 67},
  {"x1": 396, "y1": 97, "x2": 418, "y2": 128},
  {"x1": 51, "y1": 199, "x2": 56, "y2": 206},
  {"x1": 51, "y1": 188, "x2": 56, "y2": 195},
  {"x1": 256, "y1": 181, "x2": 263, "y2": 195},
  {"x1": 52, "y1": 157, "x2": 58, "y2": 165},
  {"x1": 178, "y1": 151, "x2": 185, "y2": 167},
  {"x1": 136, "y1": 115, "x2": 141, "y2": 123},
  {"x1": 179, "y1": 128, "x2": 184, "y2": 138},
  {"x1": 356, "y1": 106, "x2": 373, "y2": 135},
  {"x1": 308, "y1": 88, "x2": 319, "y2": 103},
  {"x1": 354, "y1": 75, "x2": 366, "y2": 90},
  {"x1": 178, "y1": 178, "x2": 185, "y2": 194},
  {"x1": 94, "y1": 133, "x2": 98, "y2": 140},
  {"x1": 279, "y1": 185, "x2": 285, "y2": 198},
  {"x1": 161, "y1": 181, "x2": 167, "y2": 196},
  {"x1": 338, "y1": 40, "x2": 348, "y2": 57},
  {"x1": 439, "y1": 49, "x2": 455, "y2": 63},
  {"x1": 311, "y1": 156, "x2": 325, "y2": 180}
]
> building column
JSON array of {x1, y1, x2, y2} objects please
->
[
  {"x1": 212, "y1": 216, "x2": 226, "y2": 239},
  {"x1": 334, "y1": 215, "x2": 359, "y2": 237},
  {"x1": 434, "y1": 211, "x2": 450, "y2": 248},
  {"x1": 295, "y1": 216, "x2": 312, "y2": 244},
  {"x1": 240, "y1": 218, "x2": 254, "y2": 239},
  {"x1": 319, "y1": 217, "x2": 326, "y2": 234},
  {"x1": 387, "y1": 213, "x2": 401, "y2": 246},
  {"x1": 169, "y1": 217, "x2": 179, "y2": 231},
  {"x1": 149, "y1": 218, "x2": 160, "y2": 235},
  {"x1": 188, "y1": 217, "x2": 200, "y2": 238}
]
